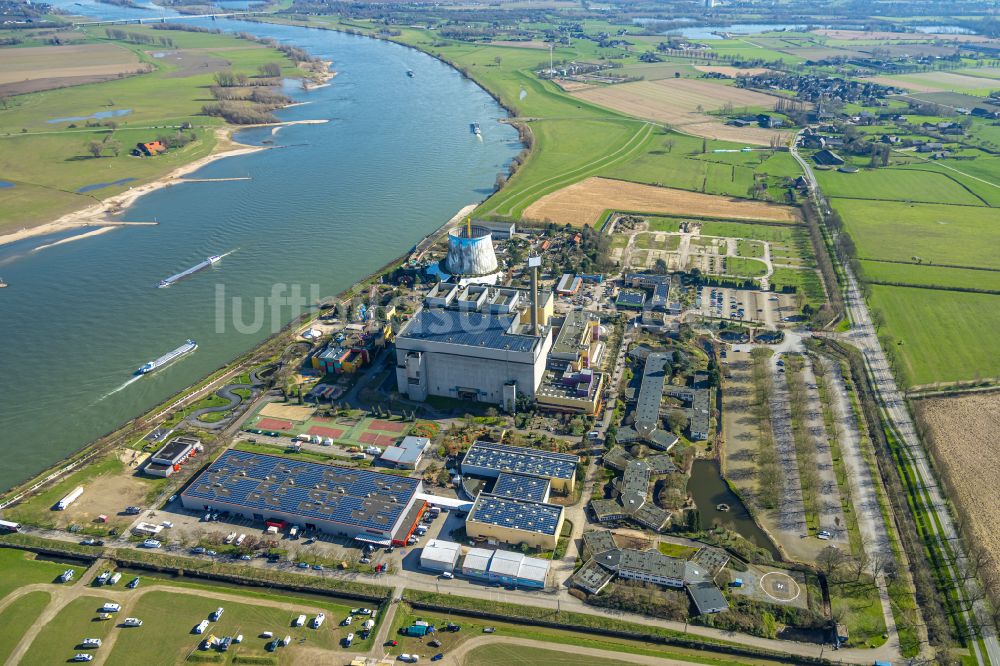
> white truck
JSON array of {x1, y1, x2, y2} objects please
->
[{"x1": 123, "y1": 618, "x2": 143, "y2": 627}]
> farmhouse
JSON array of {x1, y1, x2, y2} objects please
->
[
  {"x1": 132, "y1": 140, "x2": 166, "y2": 157},
  {"x1": 812, "y1": 149, "x2": 845, "y2": 166}
]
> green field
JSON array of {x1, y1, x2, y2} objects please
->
[
  {"x1": 0, "y1": 27, "x2": 299, "y2": 231},
  {"x1": 737, "y1": 239, "x2": 765, "y2": 258},
  {"x1": 860, "y1": 260, "x2": 1000, "y2": 292},
  {"x1": 0, "y1": 591, "x2": 51, "y2": 664},
  {"x1": 104, "y1": 588, "x2": 355, "y2": 665},
  {"x1": 463, "y1": 643, "x2": 634, "y2": 666},
  {"x1": 815, "y1": 168, "x2": 986, "y2": 205},
  {"x1": 22, "y1": 595, "x2": 116, "y2": 665},
  {"x1": 831, "y1": 199, "x2": 1000, "y2": 270},
  {"x1": 723, "y1": 257, "x2": 768, "y2": 277},
  {"x1": 0, "y1": 548, "x2": 88, "y2": 598},
  {"x1": 869, "y1": 286, "x2": 1000, "y2": 385}
]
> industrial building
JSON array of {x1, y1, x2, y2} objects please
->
[
  {"x1": 555, "y1": 273, "x2": 582, "y2": 295},
  {"x1": 547, "y1": 311, "x2": 603, "y2": 371},
  {"x1": 460, "y1": 547, "x2": 551, "y2": 588},
  {"x1": 180, "y1": 450, "x2": 425, "y2": 546},
  {"x1": 419, "y1": 539, "x2": 462, "y2": 573},
  {"x1": 379, "y1": 436, "x2": 428, "y2": 470},
  {"x1": 144, "y1": 436, "x2": 202, "y2": 478},
  {"x1": 465, "y1": 492, "x2": 565, "y2": 549},
  {"x1": 615, "y1": 289, "x2": 646, "y2": 310},
  {"x1": 422, "y1": 283, "x2": 553, "y2": 328},
  {"x1": 394, "y1": 308, "x2": 552, "y2": 409},
  {"x1": 461, "y1": 441, "x2": 580, "y2": 493},
  {"x1": 491, "y1": 472, "x2": 551, "y2": 503}
]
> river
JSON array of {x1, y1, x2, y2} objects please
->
[{"x1": 0, "y1": 2, "x2": 520, "y2": 491}]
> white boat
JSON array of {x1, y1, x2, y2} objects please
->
[
  {"x1": 137, "y1": 339, "x2": 197, "y2": 375},
  {"x1": 157, "y1": 255, "x2": 221, "y2": 288}
]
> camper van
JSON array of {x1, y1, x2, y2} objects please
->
[{"x1": 293, "y1": 614, "x2": 306, "y2": 628}]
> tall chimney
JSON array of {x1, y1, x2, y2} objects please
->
[{"x1": 528, "y1": 256, "x2": 541, "y2": 335}]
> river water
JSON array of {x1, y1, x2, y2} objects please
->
[{"x1": 0, "y1": 2, "x2": 520, "y2": 491}]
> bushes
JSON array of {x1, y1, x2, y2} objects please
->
[
  {"x1": 587, "y1": 580, "x2": 688, "y2": 621},
  {"x1": 201, "y1": 102, "x2": 277, "y2": 125}
]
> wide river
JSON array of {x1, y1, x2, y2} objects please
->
[{"x1": 0, "y1": 1, "x2": 520, "y2": 491}]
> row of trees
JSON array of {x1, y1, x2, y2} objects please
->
[{"x1": 104, "y1": 28, "x2": 174, "y2": 47}]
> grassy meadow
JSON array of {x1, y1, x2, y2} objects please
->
[{"x1": 0, "y1": 26, "x2": 300, "y2": 232}]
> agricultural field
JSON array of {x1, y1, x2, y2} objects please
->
[
  {"x1": 915, "y1": 393, "x2": 1000, "y2": 593},
  {"x1": 814, "y1": 168, "x2": 987, "y2": 205},
  {"x1": 524, "y1": 177, "x2": 802, "y2": 227},
  {"x1": 0, "y1": 592, "x2": 51, "y2": 664},
  {"x1": 0, "y1": 43, "x2": 144, "y2": 96},
  {"x1": 460, "y1": 643, "x2": 633, "y2": 666},
  {"x1": 866, "y1": 70, "x2": 999, "y2": 94},
  {"x1": 831, "y1": 199, "x2": 1000, "y2": 269},
  {"x1": 0, "y1": 548, "x2": 89, "y2": 599},
  {"x1": 570, "y1": 79, "x2": 790, "y2": 145},
  {"x1": 724, "y1": 257, "x2": 768, "y2": 277},
  {"x1": 613, "y1": 61, "x2": 697, "y2": 80},
  {"x1": 860, "y1": 260, "x2": 1000, "y2": 292},
  {"x1": 868, "y1": 286, "x2": 1000, "y2": 385}
]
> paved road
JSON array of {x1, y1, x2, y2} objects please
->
[{"x1": 791, "y1": 132, "x2": 996, "y2": 665}]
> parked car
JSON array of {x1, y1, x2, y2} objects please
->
[
  {"x1": 483, "y1": 627, "x2": 496, "y2": 633},
  {"x1": 385, "y1": 640, "x2": 398, "y2": 647},
  {"x1": 297, "y1": 562, "x2": 309, "y2": 569},
  {"x1": 191, "y1": 547, "x2": 207, "y2": 555},
  {"x1": 72, "y1": 654, "x2": 94, "y2": 662},
  {"x1": 100, "y1": 603, "x2": 121, "y2": 613},
  {"x1": 141, "y1": 539, "x2": 161, "y2": 549},
  {"x1": 126, "y1": 577, "x2": 140, "y2": 589},
  {"x1": 817, "y1": 530, "x2": 832, "y2": 540},
  {"x1": 440, "y1": 572, "x2": 454, "y2": 580},
  {"x1": 431, "y1": 654, "x2": 444, "y2": 662},
  {"x1": 343, "y1": 632, "x2": 354, "y2": 647}
]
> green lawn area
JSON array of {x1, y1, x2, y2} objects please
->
[
  {"x1": 657, "y1": 542, "x2": 699, "y2": 559},
  {"x1": 814, "y1": 168, "x2": 986, "y2": 206},
  {"x1": 645, "y1": 216, "x2": 684, "y2": 233},
  {"x1": 869, "y1": 285, "x2": 1000, "y2": 385},
  {"x1": 896, "y1": 158, "x2": 1000, "y2": 207},
  {"x1": 464, "y1": 643, "x2": 634, "y2": 666},
  {"x1": 104, "y1": 588, "x2": 359, "y2": 665},
  {"x1": 771, "y1": 267, "x2": 825, "y2": 309},
  {"x1": 737, "y1": 240, "x2": 765, "y2": 258},
  {"x1": 831, "y1": 199, "x2": 1000, "y2": 270},
  {"x1": 830, "y1": 579, "x2": 888, "y2": 649},
  {"x1": 860, "y1": 260, "x2": 1000, "y2": 291},
  {"x1": 0, "y1": 591, "x2": 51, "y2": 664},
  {"x1": 723, "y1": 257, "x2": 768, "y2": 277},
  {"x1": 699, "y1": 221, "x2": 802, "y2": 240},
  {"x1": 635, "y1": 232, "x2": 680, "y2": 251},
  {"x1": 22, "y1": 595, "x2": 115, "y2": 665},
  {"x1": 0, "y1": 548, "x2": 88, "y2": 600}
]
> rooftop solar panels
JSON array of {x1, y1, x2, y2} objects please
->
[
  {"x1": 492, "y1": 472, "x2": 551, "y2": 503},
  {"x1": 462, "y1": 441, "x2": 579, "y2": 481},
  {"x1": 467, "y1": 493, "x2": 563, "y2": 536},
  {"x1": 397, "y1": 309, "x2": 538, "y2": 354},
  {"x1": 182, "y1": 450, "x2": 420, "y2": 533}
]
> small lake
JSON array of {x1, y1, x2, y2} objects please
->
[
  {"x1": 47, "y1": 109, "x2": 133, "y2": 124},
  {"x1": 688, "y1": 458, "x2": 780, "y2": 558},
  {"x1": 0, "y1": 180, "x2": 14, "y2": 188},
  {"x1": 636, "y1": 22, "x2": 818, "y2": 40},
  {"x1": 77, "y1": 177, "x2": 137, "y2": 194},
  {"x1": 914, "y1": 25, "x2": 975, "y2": 34}
]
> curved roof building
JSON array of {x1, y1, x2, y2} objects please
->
[{"x1": 446, "y1": 226, "x2": 498, "y2": 277}]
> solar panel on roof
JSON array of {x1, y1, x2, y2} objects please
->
[
  {"x1": 463, "y1": 442, "x2": 579, "y2": 480},
  {"x1": 183, "y1": 450, "x2": 420, "y2": 531},
  {"x1": 469, "y1": 493, "x2": 561, "y2": 536}
]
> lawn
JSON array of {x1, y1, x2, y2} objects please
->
[
  {"x1": 814, "y1": 168, "x2": 986, "y2": 206},
  {"x1": 463, "y1": 643, "x2": 634, "y2": 666},
  {"x1": 0, "y1": 548, "x2": 88, "y2": 600},
  {"x1": 0, "y1": 591, "x2": 51, "y2": 664},
  {"x1": 869, "y1": 285, "x2": 1000, "y2": 386},
  {"x1": 771, "y1": 267, "x2": 825, "y2": 308},
  {"x1": 104, "y1": 587, "x2": 358, "y2": 665},
  {"x1": 22, "y1": 595, "x2": 115, "y2": 665},
  {"x1": 723, "y1": 257, "x2": 768, "y2": 277},
  {"x1": 699, "y1": 220, "x2": 803, "y2": 241},
  {"x1": 737, "y1": 240, "x2": 765, "y2": 258},
  {"x1": 831, "y1": 199, "x2": 1000, "y2": 270}
]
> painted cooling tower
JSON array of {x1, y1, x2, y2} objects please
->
[{"x1": 446, "y1": 226, "x2": 498, "y2": 276}]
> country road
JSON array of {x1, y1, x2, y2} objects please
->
[{"x1": 791, "y1": 133, "x2": 998, "y2": 665}]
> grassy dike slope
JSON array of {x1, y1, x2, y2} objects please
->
[
  {"x1": 265, "y1": 16, "x2": 805, "y2": 223},
  {"x1": 0, "y1": 26, "x2": 301, "y2": 233}
]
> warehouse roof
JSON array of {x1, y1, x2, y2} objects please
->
[
  {"x1": 467, "y1": 493, "x2": 563, "y2": 536},
  {"x1": 515, "y1": 555, "x2": 550, "y2": 584},
  {"x1": 492, "y1": 472, "x2": 550, "y2": 503},
  {"x1": 152, "y1": 437, "x2": 197, "y2": 465},
  {"x1": 551, "y1": 310, "x2": 595, "y2": 357},
  {"x1": 488, "y1": 549, "x2": 524, "y2": 578},
  {"x1": 463, "y1": 547, "x2": 493, "y2": 573},
  {"x1": 182, "y1": 450, "x2": 420, "y2": 532},
  {"x1": 617, "y1": 548, "x2": 686, "y2": 581},
  {"x1": 421, "y1": 539, "x2": 461, "y2": 565},
  {"x1": 397, "y1": 309, "x2": 540, "y2": 354},
  {"x1": 462, "y1": 441, "x2": 579, "y2": 481}
]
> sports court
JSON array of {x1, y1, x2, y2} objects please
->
[{"x1": 244, "y1": 402, "x2": 417, "y2": 449}]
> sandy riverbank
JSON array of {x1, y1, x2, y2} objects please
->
[{"x1": 0, "y1": 127, "x2": 266, "y2": 249}]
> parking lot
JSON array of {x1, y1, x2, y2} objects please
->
[{"x1": 697, "y1": 286, "x2": 798, "y2": 329}]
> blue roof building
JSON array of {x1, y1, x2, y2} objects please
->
[
  {"x1": 461, "y1": 441, "x2": 580, "y2": 492},
  {"x1": 465, "y1": 492, "x2": 566, "y2": 549},
  {"x1": 180, "y1": 450, "x2": 424, "y2": 546},
  {"x1": 492, "y1": 472, "x2": 551, "y2": 503}
]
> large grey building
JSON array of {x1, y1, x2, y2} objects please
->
[{"x1": 394, "y1": 308, "x2": 552, "y2": 410}]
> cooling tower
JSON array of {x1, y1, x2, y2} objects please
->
[{"x1": 446, "y1": 226, "x2": 499, "y2": 276}]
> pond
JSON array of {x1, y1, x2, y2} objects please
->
[
  {"x1": 46, "y1": 109, "x2": 133, "y2": 124},
  {"x1": 687, "y1": 458, "x2": 780, "y2": 558}
]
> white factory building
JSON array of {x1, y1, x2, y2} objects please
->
[{"x1": 419, "y1": 539, "x2": 462, "y2": 573}]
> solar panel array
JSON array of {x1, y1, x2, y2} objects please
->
[
  {"x1": 183, "y1": 450, "x2": 420, "y2": 532},
  {"x1": 492, "y1": 472, "x2": 550, "y2": 503},
  {"x1": 462, "y1": 441, "x2": 579, "y2": 481},
  {"x1": 468, "y1": 493, "x2": 562, "y2": 536}
]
